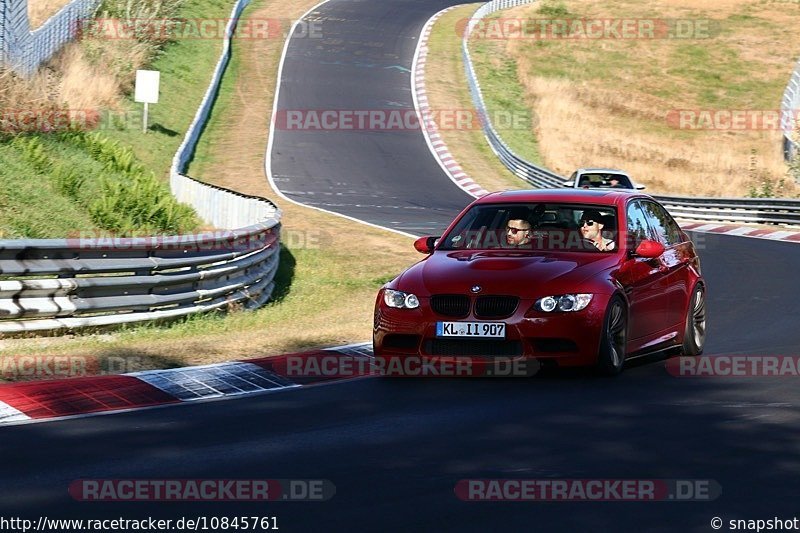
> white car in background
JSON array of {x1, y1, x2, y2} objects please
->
[{"x1": 563, "y1": 168, "x2": 646, "y2": 190}]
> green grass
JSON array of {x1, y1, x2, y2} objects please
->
[
  {"x1": 8, "y1": 133, "x2": 200, "y2": 236},
  {"x1": 101, "y1": 0, "x2": 234, "y2": 178},
  {"x1": 0, "y1": 144, "x2": 98, "y2": 239},
  {"x1": 470, "y1": 33, "x2": 543, "y2": 165}
]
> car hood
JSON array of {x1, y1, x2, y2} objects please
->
[{"x1": 396, "y1": 250, "x2": 618, "y2": 298}]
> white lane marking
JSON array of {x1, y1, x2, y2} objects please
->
[
  {"x1": 692, "y1": 224, "x2": 724, "y2": 232},
  {"x1": 725, "y1": 226, "x2": 756, "y2": 236},
  {"x1": 264, "y1": 0, "x2": 418, "y2": 240},
  {"x1": 0, "y1": 401, "x2": 30, "y2": 423},
  {"x1": 763, "y1": 231, "x2": 796, "y2": 240}
]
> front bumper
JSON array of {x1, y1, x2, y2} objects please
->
[{"x1": 373, "y1": 295, "x2": 609, "y2": 368}]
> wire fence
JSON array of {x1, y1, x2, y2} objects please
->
[{"x1": 0, "y1": 0, "x2": 100, "y2": 77}]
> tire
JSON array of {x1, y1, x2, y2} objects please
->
[
  {"x1": 681, "y1": 284, "x2": 706, "y2": 356},
  {"x1": 596, "y1": 296, "x2": 628, "y2": 376}
]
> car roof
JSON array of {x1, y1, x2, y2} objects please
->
[
  {"x1": 576, "y1": 168, "x2": 629, "y2": 175},
  {"x1": 477, "y1": 189, "x2": 644, "y2": 207}
]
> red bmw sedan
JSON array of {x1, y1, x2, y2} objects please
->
[{"x1": 373, "y1": 190, "x2": 706, "y2": 376}]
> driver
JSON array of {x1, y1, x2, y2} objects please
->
[
  {"x1": 505, "y1": 218, "x2": 532, "y2": 247},
  {"x1": 579, "y1": 209, "x2": 615, "y2": 251}
]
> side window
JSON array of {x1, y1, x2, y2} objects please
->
[
  {"x1": 626, "y1": 201, "x2": 652, "y2": 249},
  {"x1": 641, "y1": 201, "x2": 682, "y2": 246}
]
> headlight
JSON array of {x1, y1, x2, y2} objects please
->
[
  {"x1": 384, "y1": 289, "x2": 420, "y2": 309},
  {"x1": 535, "y1": 294, "x2": 593, "y2": 312}
]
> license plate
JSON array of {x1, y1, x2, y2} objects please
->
[{"x1": 436, "y1": 322, "x2": 506, "y2": 338}]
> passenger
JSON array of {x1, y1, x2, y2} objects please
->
[{"x1": 579, "y1": 209, "x2": 615, "y2": 251}]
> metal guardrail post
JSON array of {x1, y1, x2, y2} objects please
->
[{"x1": 782, "y1": 61, "x2": 800, "y2": 165}]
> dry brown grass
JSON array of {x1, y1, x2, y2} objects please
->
[
  {"x1": 496, "y1": 0, "x2": 800, "y2": 197},
  {"x1": 519, "y1": 76, "x2": 793, "y2": 196},
  {"x1": 426, "y1": 0, "x2": 800, "y2": 197},
  {"x1": 0, "y1": 66, "x2": 55, "y2": 111},
  {"x1": 28, "y1": 0, "x2": 74, "y2": 29},
  {"x1": 52, "y1": 44, "x2": 123, "y2": 110},
  {"x1": 0, "y1": 43, "x2": 126, "y2": 121}
]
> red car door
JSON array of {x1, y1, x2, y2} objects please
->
[
  {"x1": 639, "y1": 200, "x2": 694, "y2": 330},
  {"x1": 615, "y1": 200, "x2": 671, "y2": 349}
]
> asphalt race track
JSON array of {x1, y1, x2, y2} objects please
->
[
  {"x1": 3, "y1": 1, "x2": 800, "y2": 531},
  {"x1": 270, "y1": 0, "x2": 474, "y2": 235}
]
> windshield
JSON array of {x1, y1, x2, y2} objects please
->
[
  {"x1": 577, "y1": 173, "x2": 633, "y2": 189},
  {"x1": 440, "y1": 203, "x2": 618, "y2": 253}
]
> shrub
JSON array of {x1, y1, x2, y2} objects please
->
[{"x1": 11, "y1": 132, "x2": 200, "y2": 235}]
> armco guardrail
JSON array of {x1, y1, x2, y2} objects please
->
[
  {"x1": 462, "y1": 0, "x2": 800, "y2": 225},
  {"x1": 0, "y1": 0, "x2": 100, "y2": 77},
  {"x1": 781, "y1": 57, "x2": 800, "y2": 162},
  {"x1": 0, "y1": 0, "x2": 282, "y2": 334}
]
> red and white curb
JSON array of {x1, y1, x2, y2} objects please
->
[
  {"x1": 678, "y1": 221, "x2": 800, "y2": 243},
  {"x1": 0, "y1": 343, "x2": 374, "y2": 426},
  {"x1": 412, "y1": 7, "x2": 489, "y2": 199}
]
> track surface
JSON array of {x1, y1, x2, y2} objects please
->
[
  {"x1": 3, "y1": 1, "x2": 800, "y2": 531},
  {"x1": 270, "y1": 0, "x2": 474, "y2": 235}
]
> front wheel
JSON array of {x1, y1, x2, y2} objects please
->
[
  {"x1": 596, "y1": 296, "x2": 628, "y2": 376},
  {"x1": 681, "y1": 285, "x2": 706, "y2": 356}
]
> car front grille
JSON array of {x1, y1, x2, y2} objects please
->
[
  {"x1": 424, "y1": 339, "x2": 523, "y2": 357},
  {"x1": 430, "y1": 295, "x2": 470, "y2": 318},
  {"x1": 474, "y1": 296, "x2": 519, "y2": 319}
]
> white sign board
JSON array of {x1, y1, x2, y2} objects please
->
[{"x1": 135, "y1": 70, "x2": 160, "y2": 104}]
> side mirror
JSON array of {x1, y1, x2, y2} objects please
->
[
  {"x1": 635, "y1": 184, "x2": 646, "y2": 190},
  {"x1": 634, "y1": 239, "x2": 664, "y2": 258},
  {"x1": 414, "y1": 236, "x2": 437, "y2": 254},
  {"x1": 563, "y1": 180, "x2": 575, "y2": 187}
]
